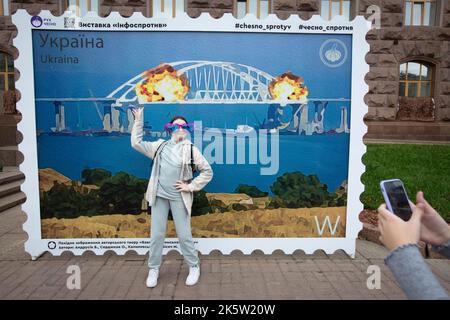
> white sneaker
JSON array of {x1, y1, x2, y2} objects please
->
[
  {"x1": 185, "y1": 265, "x2": 200, "y2": 286},
  {"x1": 146, "y1": 268, "x2": 159, "y2": 288}
]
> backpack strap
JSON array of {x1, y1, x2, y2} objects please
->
[
  {"x1": 155, "y1": 140, "x2": 195, "y2": 172},
  {"x1": 190, "y1": 143, "x2": 196, "y2": 173},
  {"x1": 154, "y1": 140, "x2": 168, "y2": 159}
]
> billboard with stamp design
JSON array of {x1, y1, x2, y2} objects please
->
[{"x1": 12, "y1": 9, "x2": 370, "y2": 259}]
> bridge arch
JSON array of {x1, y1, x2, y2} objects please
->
[{"x1": 106, "y1": 60, "x2": 276, "y2": 104}]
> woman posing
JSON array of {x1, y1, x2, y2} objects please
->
[{"x1": 131, "y1": 107, "x2": 213, "y2": 288}]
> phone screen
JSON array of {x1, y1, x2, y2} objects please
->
[{"x1": 382, "y1": 180, "x2": 412, "y2": 221}]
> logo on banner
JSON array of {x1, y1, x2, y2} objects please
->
[
  {"x1": 319, "y1": 38, "x2": 348, "y2": 68},
  {"x1": 47, "y1": 241, "x2": 57, "y2": 250},
  {"x1": 30, "y1": 16, "x2": 43, "y2": 28},
  {"x1": 64, "y1": 17, "x2": 76, "y2": 28}
]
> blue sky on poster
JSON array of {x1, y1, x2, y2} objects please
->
[
  {"x1": 32, "y1": 30, "x2": 352, "y2": 193},
  {"x1": 32, "y1": 30, "x2": 352, "y2": 100}
]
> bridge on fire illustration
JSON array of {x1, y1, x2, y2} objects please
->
[{"x1": 35, "y1": 60, "x2": 350, "y2": 135}]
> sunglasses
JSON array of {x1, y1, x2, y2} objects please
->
[{"x1": 164, "y1": 122, "x2": 195, "y2": 133}]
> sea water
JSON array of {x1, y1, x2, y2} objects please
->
[{"x1": 37, "y1": 132, "x2": 349, "y2": 195}]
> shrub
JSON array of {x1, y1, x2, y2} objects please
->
[
  {"x1": 97, "y1": 171, "x2": 147, "y2": 214},
  {"x1": 81, "y1": 168, "x2": 112, "y2": 186},
  {"x1": 234, "y1": 184, "x2": 268, "y2": 198},
  {"x1": 40, "y1": 181, "x2": 100, "y2": 219},
  {"x1": 231, "y1": 203, "x2": 247, "y2": 211},
  {"x1": 334, "y1": 180, "x2": 347, "y2": 207},
  {"x1": 191, "y1": 190, "x2": 212, "y2": 216},
  {"x1": 268, "y1": 171, "x2": 336, "y2": 208}
]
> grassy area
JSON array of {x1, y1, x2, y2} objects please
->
[{"x1": 362, "y1": 144, "x2": 450, "y2": 220}]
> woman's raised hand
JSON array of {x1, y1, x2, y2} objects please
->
[{"x1": 131, "y1": 107, "x2": 143, "y2": 119}]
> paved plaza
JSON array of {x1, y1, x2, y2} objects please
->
[{"x1": 1, "y1": 205, "x2": 449, "y2": 300}]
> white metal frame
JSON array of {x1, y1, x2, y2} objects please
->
[{"x1": 12, "y1": 9, "x2": 370, "y2": 260}]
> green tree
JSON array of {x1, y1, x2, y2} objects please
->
[
  {"x1": 191, "y1": 190, "x2": 212, "y2": 216},
  {"x1": 234, "y1": 184, "x2": 268, "y2": 198},
  {"x1": 41, "y1": 181, "x2": 80, "y2": 219},
  {"x1": 334, "y1": 180, "x2": 347, "y2": 207},
  {"x1": 40, "y1": 181, "x2": 101, "y2": 219},
  {"x1": 268, "y1": 172, "x2": 336, "y2": 208},
  {"x1": 81, "y1": 168, "x2": 112, "y2": 186},
  {"x1": 97, "y1": 171, "x2": 147, "y2": 214}
]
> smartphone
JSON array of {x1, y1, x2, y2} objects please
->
[{"x1": 380, "y1": 179, "x2": 413, "y2": 221}]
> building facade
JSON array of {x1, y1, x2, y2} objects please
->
[{"x1": 0, "y1": 0, "x2": 449, "y2": 168}]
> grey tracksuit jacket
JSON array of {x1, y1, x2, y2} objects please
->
[{"x1": 130, "y1": 110, "x2": 213, "y2": 216}]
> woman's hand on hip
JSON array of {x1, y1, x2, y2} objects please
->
[{"x1": 174, "y1": 180, "x2": 191, "y2": 192}]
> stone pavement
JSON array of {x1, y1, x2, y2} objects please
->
[{"x1": 1, "y1": 205, "x2": 449, "y2": 300}]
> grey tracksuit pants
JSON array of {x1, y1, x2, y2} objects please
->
[{"x1": 148, "y1": 196, "x2": 199, "y2": 269}]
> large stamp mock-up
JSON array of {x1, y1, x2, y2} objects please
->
[{"x1": 12, "y1": 9, "x2": 370, "y2": 259}]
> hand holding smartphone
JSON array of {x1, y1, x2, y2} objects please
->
[{"x1": 380, "y1": 179, "x2": 413, "y2": 221}]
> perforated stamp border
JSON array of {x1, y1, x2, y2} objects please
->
[{"x1": 12, "y1": 9, "x2": 370, "y2": 260}]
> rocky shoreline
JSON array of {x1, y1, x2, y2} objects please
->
[
  {"x1": 39, "y1": 167, "x2": 347, "y2": 239},
  {"x1": 42, "y1": 206, "x2": 347, "y2": 239}
]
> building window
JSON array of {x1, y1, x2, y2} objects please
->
[
  {"x1": 151, "y1": 0, "x2": 185, "y2": 18},
  {"x1": 234, "y1": 0, "x2": 271, "y2": 19},
  {"x1": 257, "y1": 0, "x2": 271, "y2": 18},
  {"x1": 399, "y1": 61, "x2": 433, "y2": 97},
  {"x1": 0, "y1": 51, "x2": 15, "y2": 115},
  {"x1": 235, "y1": 0, "x2": 247, "y2": 18},
  {"x1": 320, "y1": 0, "x2": 351, "y2": 20},
  {"x1": 0, "y1": 52, "x2": 14, "y2": 92},
  {"x1": 404, "y1": 0, "x2": 437, "y2": 26},
  {"x1": 66, "y1": 0, "x2": 99, "y2": 16},
  {"x1": 0, "y1": 0, "x2": 9, "y2": 16}
]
